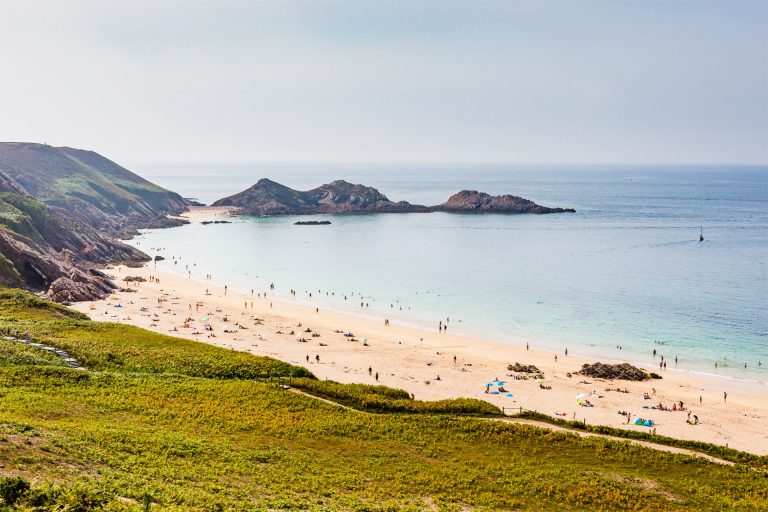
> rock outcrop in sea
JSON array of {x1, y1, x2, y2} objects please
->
[
  {"x1": 213, "y1": 179, "x2": 574, "y2": 216},
  {"x1": 436, "y1": 190, "x2": 575, "y2": 214},
  {"x1": 213, "y1": 179, "x2": 429, "y2": 216}
]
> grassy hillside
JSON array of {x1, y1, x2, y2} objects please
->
[
  {"x1": 0, "y1": 143, "x2": 187, "y2": 234},
  {"x1": 0, "y1": 287, "x2": 766, "y2": 511}
]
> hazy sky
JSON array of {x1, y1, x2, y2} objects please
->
[{"x1": 1, "y1": 1, "x2": 766, "y2": 164}]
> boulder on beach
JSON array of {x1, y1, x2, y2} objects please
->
[
  {"x1": 507, "y1": 362, "x2": 544, "y2": 379},
  {"x1": 575, "y1": 362, "x2": 661, "y2": 381},
  {"x1": 507, "y1": 362, "x2": 541, "y2": 374}
]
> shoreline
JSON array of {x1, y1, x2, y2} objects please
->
[
  {"x1": 73, "y1": 259, "x2": 768, "y2": 454},
  {"x1": 158, "y1": 207, "x2": 768, "y2": 384},
  {"x1": 152, "y1": 262, "x2": 767, "y2": 388}
]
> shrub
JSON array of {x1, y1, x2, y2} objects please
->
[{"x1": 0, "y1": 476, "x2": 30, "y2": 506}]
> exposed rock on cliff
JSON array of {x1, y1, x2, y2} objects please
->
[{"x1": 0, "y1": 146, "x2": 168, "y2": 302}]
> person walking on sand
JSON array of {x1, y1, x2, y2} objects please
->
[
  {"x1": 375, "y1": 372, "x2": 379, "y2": 382},
  {"x1": 368, "y1": 366, "x2": 372, "y2": 376},
  {"x1": 723, "y1": 391, "x2": 727, "y2": 403},
  {"x1": 315, "y1": 354, "x2": 320, "y2": 363},
  {"x1": 306, "y1": 355, "x2": 309, "y2": 362}
]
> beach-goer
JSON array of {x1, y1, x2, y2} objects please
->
[
  {"x1": 315, "y1": 354, "x2": 320, "y2": 363},
  {"x1": 375, "y1": 372, "x2": 379, "y2": 381},
  {"x1": 723, "y1": 392, "x2": 727, "y2": 403},
  {"x1": 699, "y1": 395, "x2": 702, "y2": 405}
]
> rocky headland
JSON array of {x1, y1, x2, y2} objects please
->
[
  {"x1": 213, "y1": 179, "x2": 574, "y2": 216},
  {"x1": 0, "y1": 143, "x2": 189, "y2": 238},
  {"x1": 0, "y1": 143, "x2": 190, "y2": 302}
]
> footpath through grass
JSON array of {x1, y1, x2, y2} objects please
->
[
  {"x1": 511, "y1": 410, "x2": 768, "y2": 469},
  {"x1": 0, "y1": 287, "x2": 766, "y2": 511}
]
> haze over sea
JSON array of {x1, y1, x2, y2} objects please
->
[{"x1": 132, "y1": 164, "x2": 767, "y2": 381}]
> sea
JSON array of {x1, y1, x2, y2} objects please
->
[{"x1": 128, "y1": 163, "x2": 768, "y2": 382}]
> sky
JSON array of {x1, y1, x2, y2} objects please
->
[{"x1": 0, "y1": 0, "x2": 766, "y2": 165}]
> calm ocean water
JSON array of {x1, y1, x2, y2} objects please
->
[{"x1": 131, "y1": 164, "x2": 768, "y2": 380}]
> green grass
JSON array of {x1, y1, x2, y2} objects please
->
[
  {"x1": 0, "y1": 192, "x2": 52, "y2": 242},
  {"x1": 0, "y1": 288, "x2": 311, "y2": 380},
  {"x1": 0, "y1": 252, "x2": 22, "y2": 286},
  {"x1": 291, "y1": 378, "x2": 502, "y2": 416},
  {"x1": 512, "y1": 410, "x2": 768, "y2": 469},
  {"x1": 0, "y1": 339, "x2": 68, "y2": 368},
  {"x1": 0, "y1": 286, "x2": 766, "y2": 511}
]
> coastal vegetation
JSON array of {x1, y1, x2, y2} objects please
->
[
  {"x1": 512, "y1": 410, "x2": 768, "y2": 469},
  {"x1": 290, "y1": 378, "x2": 502, "y2": 416},
  {"x1": 0, "y1": 287, "x2": 766, "y2": 510}
]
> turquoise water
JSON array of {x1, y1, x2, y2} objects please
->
[{"x1": 132, "y1": 164, "x2": 768, "y2": 380}]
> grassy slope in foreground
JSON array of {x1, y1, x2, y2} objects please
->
[{"x1": 0, "y1": 288, "x2": 766, "y2": 511}]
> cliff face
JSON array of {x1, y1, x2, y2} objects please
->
[
  {"x1": 0, "y1": 143, "x2": 189, "y2": 237},
  {"x1": 0, "y1": 170, "x2": 148, "y2": 302},
  {"x1": 213, "y1": 179, "x2": 574, "y2": 216},
  {"x1": 436, "y1": 190, "x2": 576, "y2": 214},
  {"x1": 213, "y1": 179, "x2": 429, "y2": 215},
  {"x1": 0, "y1": 143, "x2": 186, "y2": 302}
]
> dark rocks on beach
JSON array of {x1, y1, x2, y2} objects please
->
[
  {"x1": 507, "y1": 362, "x2": 541, "y2": 374},
  {"x1": 154, "y1": 255, "x2": 165, "y2": 261},
  {"x1": 200, "y1": 220, "x2": 232, "y2": 225},
  {"x1": 295, "y1": 220, "x2": 332, "y2": 225},
  {"x1": 576, "y1": 362, "x2": 661, "y2": 381},
  {"x1": 507, "y1": 362, "x2": 544, "y2": 379},
  {"x1": 122, "y1": 276, "x2": 146, "y2": 282}
]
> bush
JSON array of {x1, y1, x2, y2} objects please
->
[{"x1": 0, "y1": 476, "x2": 30, "y2": 506}]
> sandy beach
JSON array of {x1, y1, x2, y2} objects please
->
[{"x1": 69, "y1": 212, "x2": 768, "y2": 455}]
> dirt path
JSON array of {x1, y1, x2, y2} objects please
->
[{"x1": 288, "y1": 386, "x2": 735, "y2": 466}]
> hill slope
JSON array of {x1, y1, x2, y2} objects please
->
[{"x1": 0, "y1": 143, "x2": 188, "y2": 237}]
